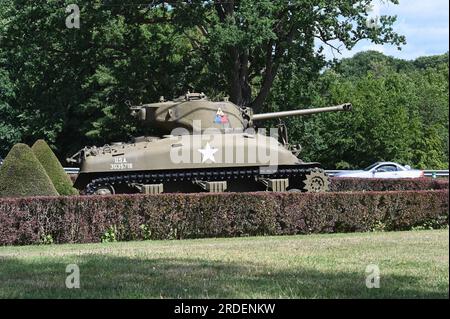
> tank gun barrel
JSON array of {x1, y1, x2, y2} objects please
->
[{"x1": 252, "y1": 103, "x2": 352, "y2": 121}]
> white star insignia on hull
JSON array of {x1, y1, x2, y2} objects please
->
[{"x1": 198, "y1": 142, "x2": 218, "y2": 163}]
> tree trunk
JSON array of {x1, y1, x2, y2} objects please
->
[
  {"x1": 214, "y1": 0, "x2": 281, "y2": 110},
  {"x1": 250, "y1": 66, "x2": 278, "y2": 113},
  {"x1": 215, "y1": 1, "x2": 251, "y2": 107},
  {"x1": 229, "y1": 48, "x2": 252, "y2": 107}
]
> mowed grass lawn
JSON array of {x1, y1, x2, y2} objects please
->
[{"x1": 0, "y1": 229, "x2": 448, "y2": 299}]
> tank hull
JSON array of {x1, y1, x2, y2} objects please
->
[{"x1": 74, "y1": 133, "x2": 325, "y2": 193}]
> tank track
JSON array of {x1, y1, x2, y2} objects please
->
[{"x1": 85, "y1": 165, "x2": 327, "y2": 195}]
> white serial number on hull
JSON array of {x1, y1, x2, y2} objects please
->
[{"x1": 111, "y1": 157, "x2": 133, "y2": 170}]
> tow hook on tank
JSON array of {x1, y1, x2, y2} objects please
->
[
  {"x1": 193, "y1": 180, "x2": 228, "y2": 193},
  {"x1": 257, "y1": 178, "x2": 289, "y2": 192},
  {"x1": 131, "y1": 183, "x2": 164, "y2": 194},
  {"x1": 66, "y1": 150, "x2": 83, "y2": 164}
]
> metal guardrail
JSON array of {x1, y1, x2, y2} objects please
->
[
  {"x1": 325, "y1": 170, "x2": 449, "y2": 177},
  {"x1": 64, "y1": 167, "x2": 81, "y2": 174},
  {"x1": 424, "y1": 170, "x2": 450, "y2": 177},
  {"x1": 64, "y1": 167, "x2": 449, "y2": 177}
]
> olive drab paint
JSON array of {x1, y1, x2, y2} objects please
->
[{"x1": 68, "y1": 92, "x2": 351, "y2": 194}]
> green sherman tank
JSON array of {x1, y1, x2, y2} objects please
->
[{"x1": 68, "y1": 92, "x2": 351, "y2": 194}]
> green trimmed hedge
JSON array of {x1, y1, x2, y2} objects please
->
[
  {"x1": 0, "y1": 190, "x2": 447, "y2": 245},
  {"x1": 0, "y1": 143, "x2": 58, "y2": 198},
  {"x1": 32, "y1": 140, "x2": 78, "y2": 196},
  {"x1": 66, "y1": 175, "x2": 449, "y2": 193},
  {"x1": 330, "y1": 177, "x2": 448, "y2": 192}
]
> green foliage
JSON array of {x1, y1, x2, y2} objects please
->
[
  {"x1": 0, "y1": 0, "x2": 193, "y2": 158},
  {"x1": 140, "y1": 224, "x2": 152, "y2": 241},
  {"x1": 0, "y1": 143, "x2": 59, "y2": 198},
  {"x1": 330, "y1": 177, "x2": 448, "y2": 192},
  {"x1": 40, "y1": 234, "x2": 54, "y2": 245},
  {"x1": 371, "y1": 221, "x2": 387, "y2": 232},
  {"x1": 0, "y1": 66, "x2": 21, "y2": 157},
  {"x1": 0, "y1": 190, "x2": 447, "y2": 245},
  {"x1": 333, "y1": 51, "x2": 415, "y2": 77},
  {"x1": 282, "y1": 51, "x2": 449, "y2": 169},
  {"x1": 171, "y1": 0, "x2": 405, "y2": 109},
  {"x1": 0, "y1": 1, "x2": 447, "y2": 169},
  {"x1": 101, "y1": 225, "x2": 118, "y2": 243},
  {"x1": 0, "y1": 0, "x2": 405, "y2": 160},
  {"x1": 31, "y1": 140, "x2": 78, "y2": 196},
  {"x1": 410, "y1": 216, "x2": 448, "y2": 231}
]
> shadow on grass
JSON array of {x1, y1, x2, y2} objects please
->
[{"x1": 0, "y1": 255, "x2": 446, "y2": 299}]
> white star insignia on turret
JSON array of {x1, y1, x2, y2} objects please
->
[{"x1": 198, "y1": 143, "x2": 218, "y2": 163}]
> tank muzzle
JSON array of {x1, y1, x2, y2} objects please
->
[{"x1": 342, "y1": 103, "x2": 352, "y2": 111}]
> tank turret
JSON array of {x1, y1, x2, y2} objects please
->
[{"x1": 129, "y1": 92, "x2": 351, "y2": 134}]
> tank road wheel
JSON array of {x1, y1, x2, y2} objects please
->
[
  {"x1": 94, "y1": 184, "x2": 115, "y2": 195},
  {"x1": 303, "y1": 169, "x2": 330, "y2": 193}
]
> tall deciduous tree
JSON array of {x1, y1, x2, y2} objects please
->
[
  {"x1": 1, "y1": 0, "x2": 447, "y2": 170},
  {"x1": 0, "y1": 0, "x2": 191, "y2": 157},
  {"x1": 165, "y1": 0, "x2": 405, "y2": 112},
  {"x1": 0, "y1": 65, "x2": 20, "y2": 157},
  {"x1": 283, "y1": 51, "x2": 449, "y2": 169}
]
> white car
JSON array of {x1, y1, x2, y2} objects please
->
[{"x1": 333, "y1": 162, "x2": 424, "y2": 179}]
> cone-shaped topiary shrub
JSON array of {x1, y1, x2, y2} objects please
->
[
  {"x1": 32, "y1": 140, "x2": 78, "y2": 195},
  {"x1": 0, "y1": 143, "x2": 59, "y2": 198}
]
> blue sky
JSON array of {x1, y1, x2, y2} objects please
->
[{"x1": 320, "y1": 0, "x2": 449, "y2": 61}]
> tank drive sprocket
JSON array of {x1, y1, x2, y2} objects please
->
[{"x1": 302, "y1": 168, "x2": 330, "y2": 192}]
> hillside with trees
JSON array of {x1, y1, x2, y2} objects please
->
[{"x1": 276, "y1": 51, "x2": 449, "y2": 169}]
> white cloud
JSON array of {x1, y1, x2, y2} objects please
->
[
  {"x1": 320, "y1": 0, "x2": 449, "y2": 61},
  {"x1": 383, "y1": 0, "x2": 449, "y2": 21}
]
